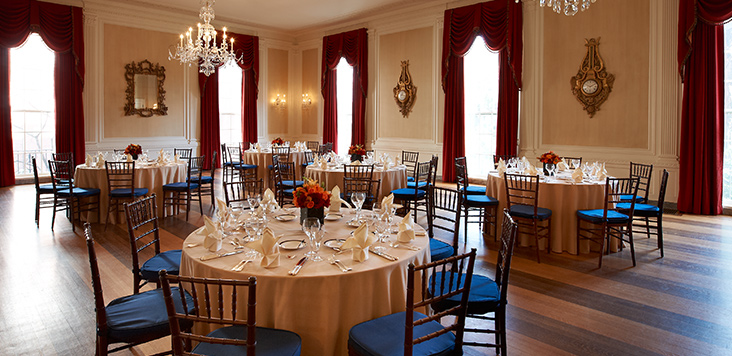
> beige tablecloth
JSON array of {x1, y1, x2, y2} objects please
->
[
  {"x1": 181, "y1": 210, "x2": 429, "y2": 356},
  {"x1": 74, "y1": 162, "x2": 187, "y2": 223},
  {"x1": 485, "y1": 171, "x2": 613, "y2": 254},
  {"x1": 304, "y1": 165, "x2": 408, "y2": 202},
  {"x1": 241, "y1": 150, "x2": 308, "y2": 190}
]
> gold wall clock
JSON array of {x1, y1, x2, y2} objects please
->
[
  {"x1": 570, "y1": 38, "x2": 614, "y2": 118},
  {"x1": 393, "y1": 60, "x2": 417, "y2": 118}
]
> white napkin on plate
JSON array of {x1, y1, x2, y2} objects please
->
[
  {"x1": 261, "y1": 188, "x2": 280, "y2": 210},
  {"x1": 85, "y1": 154, "x2": 93, "y2": 167},
  {"x1": 497, "y1": 159, "x2": 507, "y2": 177},
  {"x1": 96, "y1": 153, "x2": 105, "y2": 168},
  {"x1": 247, "y1": 227, "x2": 280, "y2": 268},
  {"x1": 341, "y1": 223, "x2": 376, "y2": 262},
  {"x1": 572, "y1": 167, "x2": 584, "y2": 183},
  {"x1": 396, "y1": 211, "x2": 415, "y2": 243},
  {"x1": 201, "y1": 215, "x2": 223, "y2": 252},
  {"x1": 557, "y1": 161, "x2": 568, "y2": 172},
  {"x1": 381, "y1": 193, "x2": 394, "y2": 212}
]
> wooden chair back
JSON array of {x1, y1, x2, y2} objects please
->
[
  {"x1": 188, "y1": 156, "x2": 205, "y2": 185},
  {"x1": 432, "y1": 186, "x2": 459, "y2": 236},
  {"x1": 402, "y1": 151, "x2": 419, "y2": 179},
  {"x1": 303, "y1": 150, "x2": 315, "y2": 165},
  {"x1": 48, "y1": 159, "x2": 73, "y2": 191},
  {"x1": 209, "y1": 151, "x2": 218, "y2": 177},
  {"x1": 220, "y1": 143, "x2": 229, "y2": 164},
  {"x1": 272, "y1": 146, "x2": 291, "y2": 163},
  {"x1": 504, "y1": 173, "x2": 541, "y2": 215},
  {"x1": 223, "y1": 179, "x2": 264, "y2": 207},
  {"x1": 239, "y1": 142, "x2": 250, "y2": 152},
  {"x1": 343, "y1": 165, "x2": 375, "y2": 206},
  {"x1": 454, "y1": 158, "x2": 469, "y2": 201},
  {"x1": 227, "y1": 146, "x2": 242, "y2": 165},
  {"x1": 630, "y1": 162, "x2": 653, "y2": 202},
  {"x1": 174, "y1": 148, "x2": 192, "y2": 159},
  {"x1": 105, "y1": 162, "x2": 138, "y2": 195},
  {"x1": 159, "y1": 271, "x2": 258, "y2": 355},
  {"x1": 52, "y1": 152, "x2": 74, "y2": 164},
  {"x1": 408, "y1": 249, "x2": 476, "y2": 354},
  {"x1": 495, "y1": 209, "x2": 518, "y2": 304},
  {"x1": 84, "y1": 223, "x2": 110, "y2": 340},
  {"x1": 124, "y1": 194, "x2": 161, "y2": 293},
  {"x1": 306, "y1": 141, "x2": 320, "y2": 151},
  {"x1": 32, "y1": 156, "x2": 43, "y2": 191},
  {"x1": 656, "y1": 169, "x2": 669, "y2": 210},
  {"x1": 604, "y1": 177, "x2": 640, "y2": 221}
]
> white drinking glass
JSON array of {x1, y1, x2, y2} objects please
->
[
  {"x1": 351, "y1": 192, "x2": 366, "y2": 222},
  {"x1": 302, "y1": 217, "x2": 322, "y2": 261}
]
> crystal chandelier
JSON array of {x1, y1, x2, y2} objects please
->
[
  {"x1": 515, "y1": 0, "x2": 597, "y2": 16},
  {"x1": 169, "y1": 0, "x2": 241, "y2": 76}
]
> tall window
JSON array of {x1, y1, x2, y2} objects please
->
[
  {"x1": 464, "y1": 38, "x2": 500, "y2": 179},
  {"x1": 723, "y1": 22, "x2": 732, "y2": 206},
  {"x1": 11, "y1": 33, "x2": 55, "y2": 176},
  {"x1": 219, "y1": 64, "x2": 243, "y2": 145},
  {"x1": 336, "y1": 58, "x2": 354, "y2": 155}
]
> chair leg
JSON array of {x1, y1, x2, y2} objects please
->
[
  {"x1": 463, "y1": 206, "x2": 469, "y2": 243},
  {"x1": 657, "y1": 216, "x2": 664, "y2": 257},
  {"x1": 97, "y1": 335, "x2": 108, "y2": 356},
  {"x1": 628, "y1": 228, "x2": 636, "y2": 267},
  {"x1": 69, "y1": 196, "x2": 76, "y2": 233},
  {"x1": 35, "y1": 193, "x2": 41, "y2": 226},
  {"x1": 645, "y1": 216, "x2": 651, "y2": 238},
  {"x1": 533, "y1": 221, "x2": 541, "y2": 264},
  {"x1": 197, "y1": 188, "x2": 203, "y2": 215},
  {"x1": 598, "y1": 225, "x2": 607, "y2": 268},
  {"x1": 51, "y1": 197, "x2": 58, "y2": 230},
  {"x1": 186, "y1": 191, "x2": 191, "y2": 221}
]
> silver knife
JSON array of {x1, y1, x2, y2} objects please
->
[
  {"x1": 200, "y1": 250, "x2": 245, "y2": 261},
  {"x1": 288, "y1": 256, "x2": 308, "y2": 275},
  {"x1": 369, "y1": 247, "x2": 398, "y2": 261}
]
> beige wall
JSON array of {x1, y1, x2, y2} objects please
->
[
  {"x1": 301, "y1": 48, "x2": 319, "y2": 135},
  {"x1": 541, "y1": 0, "x2": 650, "y2": 149},
  {"x1": 102, "y1": 24, "x2": 190, "y2": 139},
  {"x1": 377, "y1": 27, "x2": 434, "y2": 140},
  {"x1": 267, "y1": 48, "x2": 289, "y2": 136}
]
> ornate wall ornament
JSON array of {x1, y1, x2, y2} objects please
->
[
  {"x1": 393, "y1": 60, "x2": 417, "y2": 118},
  {"x1": 124, "y1": 59, "x2": 168, "y2": 117},
  {"x1": 570, "y1": 38, "x2": 614, "y2": 118}
]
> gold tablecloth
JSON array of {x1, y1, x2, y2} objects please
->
[
  {"x1": 241, "y1": 150, "x2": 308, "y2": 190},
  {"x1": 304, "y1": 165, "x2": 408, "y2": 202}
]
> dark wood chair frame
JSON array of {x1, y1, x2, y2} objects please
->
[
  {"x1": 196, "y1": 150, "x2": 217, "y2": 210},
  {"x1": 343, "y1": 164, "x2": 376, "y2": 210},
  {"x1": 223, "y1": 178, "x2": 265, "y2": 208},
  {"x1": 32, "y1": 156, "x2": 56, "y2": 226},
  {"x1": 624, "y1": 169, "x2": 669, "y2": 258},
  {"x1": 173, "y1": 148, "x2": 192, "y2": 160},
  {"x1": 455, "y1": 160, "x2": 498, "y2": 241},
  {"x1": 430, "y1": 186, "x2": 460, "y2": 252},
  {"x1": 401, "y1": 150, "x2": 419, "y2": 181},
  {"x1": 48, "y1": 159, "x2": 100, "y2": 232},
  {"x1": 630, "y1": 162, "x2": 653, "y2": 203},
  {"x1": 163, "y1": 155, "x2": 204, "y2": 221},
  {"x1": 124, "y1": 194, "x2": 165, "y2": 294},
  {"x1": 306, "y1": 140, "x2": 320, "y2": 152},
  {"x1": 493, "y1": 154, "x2": 517, "y2": 169},
  {"x1": 105, "y1": 161, "x2": 144, "y2": 230},
  {"x1": 504, "y1": 173, "x2": 552, "y2": 263}
]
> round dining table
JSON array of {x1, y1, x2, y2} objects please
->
[
  {"x1": 485, "y1": 170, "x2": 614, "y2": 255},
  {"x1": 74, "y1": 161, "x2": 187, "y2": 223},
  {"x1": 180, "y1": 209, "x2": 429, "y2": 356},
  {"x1": 241, "y1": 149, "x2": 308, "y2": 190},
  {"x1": 305, "y1": 164, "x2": 408, "y2": 202}
]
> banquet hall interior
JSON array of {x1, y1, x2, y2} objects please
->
[{"x1": 2, "y1": 0, "x2": 732, "y2": 355}]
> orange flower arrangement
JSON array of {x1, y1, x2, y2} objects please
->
[
  {"x1": 124, "y1": 144, "x2": 142, "y2": 155},
  {"x1": 271, "y1": 137, "x2": 284, "y2": 146},
  {"x1": 348, "y1": 145, "x2": 366, "y2": 156},
  {"x1": 293, "y1": 179, "x2": 331, "y2": 209},
  {"x1": 538, "y1": 151, "x2": 561, "y2": 164}
]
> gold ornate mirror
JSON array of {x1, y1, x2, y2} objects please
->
[{"x1": 124, "y1": 59, "x2": 167, "y2": 117}]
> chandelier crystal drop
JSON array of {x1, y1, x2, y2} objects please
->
[
  {"x1": 168, "y1": 0, "x2": 241, "y2": 76},
  {"x1": 515, "y1": 0, "x2": 597, "y2": 16}
]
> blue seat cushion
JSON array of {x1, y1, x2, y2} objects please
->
[
  {"x1": 406, "y1": 181, "x2": 429, "y2": 189},
  {"x1": 577, "y1": 209, "x2": 630, "y2": 224},
  {"x1": 429, "y1": 272, "x2": 500, "y2": 315},
  {"x1": 620, "y1": 194, "x2": 645, "y2": 203},
  {"x1": 616, "y1": 202, "x2": 661, "y2": 217},
  {"x1": 188, "y1": 175, "x2": 213, "y2": 184},
  {"x1": 282, "y1": 180, "x2": 305, "y2": 188},
  {"x1": 56, "y1": 187, "x2": 101, "y2": 197},
  {"x1": 110, "y1": 188, "x2": 149, "y2": 197},
  {"x1": 223, "y1": 161, "x2": 234, "y2": 167},
  {"x1": 407, "y1": 176, "x2": 415, "y2": 182},
  {"x1": 105, "y1": 287, "x2": 194, "y2": 344},
  {"x1": 430, "y1": 238, "x2": 454, "y2": 262},
  {"x1": 464, "y1": 194, "x2": 498, "y2": 207},
  {"x1": 39, "y1": 183, "x2": 63, "y2": 194},
  {"x1": 460, "y1": 186, "x2": 486, "y2": 195},
  {"x1": 391, "y1": 188, "x2": 427, "y2": 200},
  {"x1": 139, "y1": 250, "x2": 182, "y2": 281},
  {"x1": 235, "y1": 163, "x2": 258, "y2": 170},
  {"x1": 163, "y1": 182, "x2": 200, "y2": 191},
  {"x1": 191, "y1": 325, "x2": 302, "y2": 356},
  {"x1": 348, "y1": 311, "x2": 456, "y2": 356},
  {"x1": 509, "y1": 204, "x2": 552, "y2": 220}
]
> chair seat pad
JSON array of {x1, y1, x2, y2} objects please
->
[
  {"x1": 192, "y1": 325, "x2": 302, "y2": 356},
  {"x1": 223, "y1": 161, "x2": 234, "y2": 167},
  {"x1": 282, "y1": 180, "x2": 305, "y2": 188},
  {"x1": 616, "y1": 202, "x2": 661, "y2": 217},
  {"x1": 105, "y1": 287, "x2": 194, "y2": 344},
  {"x1": 140, "y1": 250, "x2": 182, "y2": 281},
  {"x1": 407, "y1": 176, "x2": 415, "y2": 182},
  {"x1": 577, "y1": 209, "x2": 629, "y2": 224},
  {"x1": 464, "y1": 194, "x2": 498, "y2": 207},
  {"x1": 509, "y1": 204, "x2": 552, "y2": 220},
  {"x1": 429, "y1": 272, "x2": 500, "y2": 315},
  {"x1": 348, "y1": 311, "x2": 456, "y2": 356},
  {"x1": 620, "y1": 194, "x2": 645, "y2": 203},
  {"x1": 39, "y1": 183, "x2": 66, "y2": 193},
  {"x1": 110, "y1": 188, "x2": 149, "y2": 197},
  {"x1": 188, "y1": 175, "x2": 213, "y2": 184},
  {"x1": 430, "y1": 238, "x2": 454, "y2": 261},
  {"x1": 459, "y1": 186, "x2": 487, "y2": 195},
  {"x1": 235, "y1": 164, "x2": 258, "y2": 170},
  {"x1": 56, "y1": 187, "x2": 101, "y2": 197},
  {"x1": 391, "y1": 188, "x2": 426, "y2": 200},
  {"x1": 406, "y1": 181, "x2": 429, "y2": 189},
  {"x1": 163, "y1": 182, "x2": 200, "y2": 191}
]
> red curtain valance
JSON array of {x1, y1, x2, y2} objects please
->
[
  {"x1": 321, "y1": 28, "x2": 368, "y2": 151},
  {"x1": 678, "y1": 0, "x2": 732, "y2": 78}
]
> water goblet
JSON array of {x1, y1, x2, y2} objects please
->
[
  {"x1": 351, "y1": 192, "x2": 366, "y2": 222},
  {"x1": 546, "y1": 163, "x2": 556, "y2": 181},
  {"x1": 302, "y1": 217, "x2": 323, "y2": 261},
  {"x1": 247, "y1": 193, "x2": 261, "y2": 212}
]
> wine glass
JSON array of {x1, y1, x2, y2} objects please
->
[
  {"x1": 507, "y1": 157, "x2": 517, "y2": 171},
  {"x1": 351, "y1": 192, "x2": 366, "y2": 222},
  {"x1": 302, "y1": 217, "x2": 323, "y2": 261},
  {"x1": 372, "y1": 214, "x2": 390, "y2": 253},
  {"x1": 247, "y1": 193, "x2": 261, "y2": 212},
  {"x1": 546, "y1": 163, "x2": 556, "y2": 180}
]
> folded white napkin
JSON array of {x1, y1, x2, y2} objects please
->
[
  {"x1": 521, "y1": 156, "x2": 529, "y2": 164},
  {"x1": 497, "y1": 159, "x2": 507, "y2": 177},
  {"x1": 261, "y1": 188, "x2": 280, "y2": 211},
  {"x1": 201, "y1": 215, "x2": 223, "y2": 252},
  {"x1": 329, "y1": 185, "x2": 352, "y2": 213},
  {"x1": 572, "y1": 167, "x2": 584, "y2": 183},
  {"x1": 215, "y1": 198, "x2": 229, "y2": 222},
  {"x1": 125, "y1": 154, "x2": 133, "y2": 162},
  {"x1": 174, "y1": 154, "x2": 181, "y2": 163},
  {"x1": 557, "y1": 161, "x2": 568, "y2": 172},
  {"x1": 381, "y1": 193, "x2": 394, "y2": 212},
  {"x1": 525, "y1": 164, "x2": 539, "y2": 176},
  {"x1": 85, "y1": 154, "x2": 93, "y2": 167},
  {"x1": 96, "y1": 153, "x2": 105, "y2": 168},
  {"x1": 396, "y1": 211, "x2": 415, "y2": 243},
  {"x1": 350, "y1": 160, "x2": 361, "y2": 165},
  {"x1": 341, "y1": 223, "x2": 376, "y2": 262},
  {"x1": 596, "y1": 163, "x2": 607, "y2": 181},
  {"x1": 247, "y1": 227, "x2": 281, "y2": 268},
  {"x1": 319, "y1": 158, "x2": 329, "y2": 170},
  {"x1": 254, "y1": 142, "x2": 261, "y2": 152}
]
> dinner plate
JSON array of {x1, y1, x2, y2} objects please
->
[
  {"x1": 324, "y1": 213, "x2": 342, "y2": 221},
  {"x1": 275, "y1": 214, "x2": 296, "y2": 222},
  {"x1": 279, "y1": 239, "x2": 306, "y2": 250},
  {"x1": 324, "y1": 238, "x2": 346, "y2": 249},
  {"x1": 346, "y1": 219, "x2": 361, "y2": 228}
]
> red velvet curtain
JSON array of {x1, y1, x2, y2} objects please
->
[
  {"x1": 677, "y1": 0, "x2": 732, "y2": 214},
  {"x1": 321, "y1": 28, "x2": 368, "y2": 152},
  {"x1": 199, "y1": 72, "x2": 220, "y2": 169},
  {"x1": 230, "y1": 32, "x2": 259, "y2": 144},
  {"x1": 441, "y1": 0, "x2": 522, "y2": 182},
  {"x1": 0, "y1": 0, "x2": 85, "y2": 186}
]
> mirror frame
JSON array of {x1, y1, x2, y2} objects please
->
[{"x1": 124, "y1": 59, "x2": 168, "y2": 117}]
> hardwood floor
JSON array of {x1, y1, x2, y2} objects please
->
[{"x1": 2, "y1": 178, "x2": 732, "y2": 355}]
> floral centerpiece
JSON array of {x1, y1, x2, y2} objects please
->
[
  {"x1": 537, "y1": 151, "x2": 561, "y2": 175},
  {"x1": 124, "y1": 144, "x2": 142, "y2": 160},
  {"x1": 271, "y1": 137, "x2": 284, "y2": 146},
  {"x1": 348, "y1": 144, "x2": 367, "y2": 162},
  {"x1": 293, "y1": 178, "x2": 331, "y2": 224}
]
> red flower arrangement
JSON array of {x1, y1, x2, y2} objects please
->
[
  {"x1": 348, "y1": 145, "x2": 366, "y2": 156},
  {"x1": 271, "y1": 137, "x2": 284, "y2": 146},
  {"x1": 537, "y1": 151, "x2": 561, "y2": 164},
  {"x1": 124, "y1": 144, "x2": 142, "y2": 155},
  {"x1": 293, "y1": 179, "x2": 331, "y2": 209}
]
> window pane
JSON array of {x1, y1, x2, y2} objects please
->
[
  {"x1": 724, "y1": 23, "x2": 732, "y2": 206},
  {"x1": 10, "y1": 33, "x2": 55, "y2": 176},
  {"x1": 336, "y1": 58, "x2": 353, "y2": 155},
  {"x1": 464, "y1": 38, "x2": 499, "y2": 179},
  {"x1": 218, "y1": 64, "x2": 243, "y2": 145}
]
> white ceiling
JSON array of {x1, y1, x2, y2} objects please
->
[{"x1": 126, "y1": 0, "x2": 428, "y2": 33}]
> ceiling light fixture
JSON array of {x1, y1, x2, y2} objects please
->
[
  {"x1": 515, "y1": 0, "x2": 597, "y2": 16},
  {"x1": 169, "y1": 0, "x2": 241, "y2": 76}
]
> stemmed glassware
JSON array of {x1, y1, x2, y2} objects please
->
[
  {"x1": 302, "y1": 217, "x2": 323, "y2": 261},
  {"x1": 507, "y1": 157, "x2": 517, "y2": 171},
  {"x1": 372, "y1": 212, "x2": 390, "y2": 253},
  {"x1": 351, "y1": 192, "x2": 366, "y2": 223},
  {"x1": 545, "y1": 163, "x2": 556, "y2": 181},
  {"x1": 247, "y1": 193, "x2": 261, "y2": 212}
]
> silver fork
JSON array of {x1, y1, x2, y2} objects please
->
[
  {"x1": 328, "y1": 255, "x2": 351, "y2": 272},
  {"x1": 231, "y1": 259, "x2": 252, "y2": 271}
]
